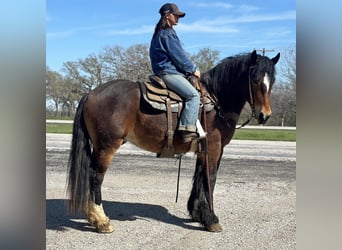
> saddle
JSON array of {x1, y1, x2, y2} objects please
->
[
  {"x1": 139, "y1": 75, "x2": 214, "y2": 113},
  {"x1": 138, "y1": 75, "x2": 215, "y2": 158}
]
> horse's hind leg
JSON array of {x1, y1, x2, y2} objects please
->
[{"x1": 84, "y1": 141, "x2": 121, "y2": 233}]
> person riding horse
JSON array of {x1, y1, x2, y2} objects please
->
[{"x1": 149, "y1": 3, "x2": 201, "y2": 143}]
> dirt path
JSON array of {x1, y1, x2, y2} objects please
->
[{"x1": 46, "y1": 142, "x2": 296, "y2": 249}]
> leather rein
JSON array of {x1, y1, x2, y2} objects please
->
[
  {"x1": 175, "y1": 67, "x2": 257, "y2": 210},
  {"x1": 209, "y1": 65, "x2": 257, "y2": 129}
]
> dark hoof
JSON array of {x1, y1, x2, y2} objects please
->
[
  {"x1": 190, "y1": 213, "x2": 200, "y2": 222},
  {"x1": 206, "y1": 223, "x2": 223, "y2": 232}
]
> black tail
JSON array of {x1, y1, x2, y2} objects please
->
[{"x1": 67, "y1": 94, "x2": 93, "y2": 213}]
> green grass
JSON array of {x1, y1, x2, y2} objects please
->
[
  {"x1": 46, "y1": 123, "x2": 73, "y2": 134},
  {"x1": 232, "y1": 129, "x2": 296, "y2": 141},
  {"x1": 46, "y1": 123, "x2": 296, "y2": 141},
  {"x1": 46, "y1": 116, "x2": 74, "y2": 120}
]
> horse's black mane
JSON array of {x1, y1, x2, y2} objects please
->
[
  {"x1": 202, "y1": 52, "x2": 277, "y2": 109},
  {"x1": 203, "y1": 53, "x2": 251, "y2": 95}
]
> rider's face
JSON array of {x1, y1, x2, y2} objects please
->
[{"x1": 166, "y1": 13, "x2": 180, "y2": 26}]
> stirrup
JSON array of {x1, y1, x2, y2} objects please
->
[{"x1": 196, "y1": 120, "x2": 207, "y2": 139}]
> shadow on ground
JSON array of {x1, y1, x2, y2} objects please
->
[{"x1": 46, "y1": 199, "x2": 203, "y2": 232}]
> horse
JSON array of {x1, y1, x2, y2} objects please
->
[{"x1": 67, "y1": 50, "x2": 280, "y2": 233}]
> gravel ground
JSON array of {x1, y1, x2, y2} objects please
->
[{"x1": 46, "y1": 135, "x2": 296, "y2": 250}]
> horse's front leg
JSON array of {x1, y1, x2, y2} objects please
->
[{"x1": 187, "y1": 150, "x2": 223, "y2": 232}]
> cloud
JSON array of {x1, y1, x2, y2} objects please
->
[
  {"x1": 46, "y1": 31, "x2": 73, "y2": 39},
  {"x1": 189, "y1": 2, "x2": 261, "y2": 13},
  {"x1": 189, "y1": 2, "x2": 233, "y2": 9},
  {"x1": 47, "y1": 9, "x2": 295, "y2": 39},
  {"x1": 233, "y1": 11, "x2": 296, "y2": 23},
  {"x1": 237, "y1": 4, "x2": 261, "y2": 13},
  {"x1": 103, "y1": 9, "x2": 295, "y2": 36},
  {"x1": 106, "y1": 25, "x2": 154, "y2": 35},
  {"x1": 178, "y1": 22, "x2": 238, "y2": 33}
]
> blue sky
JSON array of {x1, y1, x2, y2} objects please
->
[{"x1": 46, "y1": 0, "x2": 296, "y2": 72}]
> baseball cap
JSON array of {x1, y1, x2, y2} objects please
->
[{"x1": 159, "y1": 3, "x2": 185, "y2": 17}]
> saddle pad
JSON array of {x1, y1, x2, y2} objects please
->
[
  {"x1": 144, "y1": 81, "x2": 183, "y2": 102},
  {"x1": 139, "y1": 81, "x2": 182, "y2": 112},
  {"x1": 139, "y1": 81, "x2": 215, "y2": 113}
]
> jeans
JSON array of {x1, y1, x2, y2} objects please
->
[{"x1": 160, "y1": 74, "x2": 200, "y2": 132}]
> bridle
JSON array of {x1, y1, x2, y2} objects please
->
[
  {"x1": 235, "y1": 65, "x2": 258, "y2": 129},
  {"x1": 213, "y1": 64, "x2": 258, "y2": 129}
]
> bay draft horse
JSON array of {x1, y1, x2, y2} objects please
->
[{"x1": 67, "y1": 50, "x2": 280, "y2": 233}]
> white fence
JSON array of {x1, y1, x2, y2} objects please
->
[{"x1": 46, "y1": 120, "x2": 296, "y2": 130}]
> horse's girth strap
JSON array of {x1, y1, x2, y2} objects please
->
[
  {"x1": 165, "y1": 98, "x2": 174, "y2": 149},
  {"x1": 158, "y1": 98, "x2": 175, "y2": 157}
]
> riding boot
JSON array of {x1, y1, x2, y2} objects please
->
[
  {"x1": 178, "y1": 125, "x2": 198, "y2": 143},
  {"x1": 180, "y1": 131, "x2": 198, "y2": 143}
]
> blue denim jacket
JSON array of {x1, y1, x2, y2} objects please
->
[{"x1": 150, "y1": 28, "x2": 196, "y2": 76}]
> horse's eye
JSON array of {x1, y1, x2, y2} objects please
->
[{"x1": 252, "y1": 79, "x2": 259, "y2": 85}]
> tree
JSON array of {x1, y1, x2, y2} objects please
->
[
  {"x1": 78, "y1": 54, "x2": 111, "y2": 89},
  {"x1": 46, "y1": 67, "x2": 64, "y2": 116},
  {"x1": 59, "y1": 76, "x2": 83, "y2": 117},
  {"x1": 46, "y1": 43, "x2": 296, "y2": 123},
  {"x1": 270, "y1": 47, "x2": 296, "y2": 126},
  {"x1": 101, "y1": 45, "x2": 125, "y2": 79},
  {"x1": 101, "y1": 44, "x2": 152, "y2": 81},
  {"x1": 62, "y1": 54, "x2": 106, "y2": 92},
  {"x1": 190, "y1": 48, "x2": 220, "y2": 72}
]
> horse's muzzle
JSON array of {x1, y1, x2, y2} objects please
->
[{"x1": 258, "y1": 112, "x2": 270, "y2": 124}]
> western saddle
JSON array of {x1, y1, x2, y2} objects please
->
[{"x1": 138, "y1": 75, "x2": 214, "y2": 157}]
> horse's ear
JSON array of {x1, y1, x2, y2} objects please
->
[
  {"x1": 250, "y1": 50, "x2": 258, "y2": 65},
  {"x1": 272, "y1": 53, "x2": 280, "y2": 65}
]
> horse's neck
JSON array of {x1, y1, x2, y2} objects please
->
[{"x1": 207, "y1": 83, "x2": 247, "y2": 114}]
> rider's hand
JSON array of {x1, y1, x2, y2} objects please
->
[{"x1": 193, "y1": 69, "x2": 201, "y2": 79}]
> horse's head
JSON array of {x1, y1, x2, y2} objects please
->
[{"x1": 248, "y1": 50, "x2": 280, "y2": 124}]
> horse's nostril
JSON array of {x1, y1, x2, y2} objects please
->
[
  {"x1": 264, "y1": 115, "x2": 270, "y2": 123},
  {"x1": 259, "y1": 113, "x2": 270, "y2": 124}
]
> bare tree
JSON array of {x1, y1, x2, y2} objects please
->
[
  {"x1": 78, "y1": 54, "x2": 110, "y2": 89},
  {"x1": 47, "y1": 43, "x2": 296, "y2": 124},
  {"x1": 62, "y1": 54, "x2": 106, "y2": 92},
  {"x1": 59, "y1": 76, "x2": 83, "y2": 116},
  {"x1": 101, "y1": 45, "x2": 125, "y2": 79},
  {"x1": 46, "y1": 66, "x2": 83, "y2": 117},
  {"x1": 62, "y1": 61, "x2": 87, "y2": 89},
  {"x1": 270, "y1": 47, "x2": 296, "y2": 126},
  {"x1": 122, "y1": 44, "x2": 152, "y2": 81},
  {"x1": 101, "y1": 44, "x2": 152, "y2": 81},
  {"x1": 190, "y1": 48, "x2": 220, "y2": 72},
  {"x1": 46, "y1": 67, "x2": 64, "y2": 116}
]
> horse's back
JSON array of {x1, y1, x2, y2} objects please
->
[
  {"x1": 90, "y1": 79, "x2": 139, "y2": 101},
  {"x1": 86, "y1": 79, "x2": 140, "y2": 110},
  {"x1": 83, "y1": 80, "x2": 141, "y2": 142}
]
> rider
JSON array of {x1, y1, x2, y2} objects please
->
[{"x1": 149, "y1": 3, "x2": 201, "y2": 143}]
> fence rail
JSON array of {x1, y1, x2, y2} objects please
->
[{"x1": 46, "y1": 120, "x2": 296, "y2": 130}]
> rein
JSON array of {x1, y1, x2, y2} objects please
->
[
  {"x1": 214, "y1": 65, "x2": 257, "y2": 129},
  {"x1": 174, "y1": 78, "x2": 213, "y2": 211},
  {"x1": 235, "y1": 65, "x2": 257, "y2": 129},
  {"x1": 197, "y1": 79, "x2": 213, "y2": 212},
  {"x1": 175, "y1": 64, "x2": 257, "y2": 207},
  {"x1": 175, "y1": 154, "x2": 182, "y2": 203}
]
